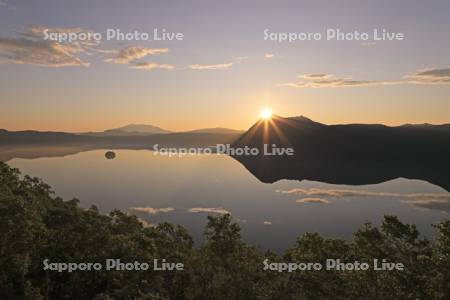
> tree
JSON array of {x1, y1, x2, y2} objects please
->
[{"x1": 1, "y1": 161, "x2": 449, "y2": 299}]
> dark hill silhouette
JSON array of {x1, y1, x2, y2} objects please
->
[
  {"x1": 232, "y1": 115, "x2": 450, "y2": 192},
  {"x1": 0, "y1": 130, "x2": 94, "y2": 145},
  {"x1": 0, "y1": 129, "x2": 240, "y2": 148}
]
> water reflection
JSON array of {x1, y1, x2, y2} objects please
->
[{"x1": 6, "y1": 149, "x2": 449, "y2": 251}]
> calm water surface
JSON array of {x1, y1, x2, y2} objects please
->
[{"x1": 9, "y1": 149, "x2": 449, "y2": 252}]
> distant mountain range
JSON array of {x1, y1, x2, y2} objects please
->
[
  {"x1": 84, "y1": 124, "x2": 172, "y2": 136},
  {"x1": 82, "y1": 124, "x2": 242, "y2": 136}
]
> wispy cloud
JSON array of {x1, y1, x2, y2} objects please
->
[
  {"x1": 0, "y1": 26, "x2": 172, "y2": 69},
  {"x1": 188, "y1": 62, "x2": 234, "y2": 70},
  {"x1": 0, "y1": 37, "x2": 89, "y2": 67},
  {"x1": 22, "y1": 25, "x2": 101, "y2": 49},
  {"x1": 130, "y1": 62, "x2": 175, "y2": 70},
  {"x1": 105, "y1": 46, "x2": 168, "y2": 64},
  {"x1": 406, "y1": 67, "x2": 450, "y2": 84},
  {"x1": 188, "y1": 207, "x2": 231, "y2": 214},
  {"x1": 279, "y1": 74, "x2": 397, "y2": 88},
  {"x1": 0, "y1": 25, "x2": 97, "y2": 67},
  {"x1": 1, "y1": 25, "x2": 251, "y2": 71},
  {"x1": 280, "y1": 67, "x2": 450, "y2": 88},
  {"x1": 0, "y1": 25, "x2": 103, "y2": 67},
  {"x1": 128, "y1": 207, "x2": 175, "y2": 215},
  {"x1": 300, "y1": 73, "x2": 332, "y2": 79},
  {"x1": 188, "y1": 56, "x2": 247, "y2": 70}
]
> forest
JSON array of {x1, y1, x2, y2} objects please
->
[{"x1": 1, "y1": 162, "x2": 449, "y2": 299}]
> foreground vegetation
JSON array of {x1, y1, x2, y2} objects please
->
[{"x1": 0, "y1": 162, "x2": 449, "y2": 299}]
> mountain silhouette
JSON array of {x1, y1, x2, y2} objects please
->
[
  {"x1": 82, "y1": 125, "x2": 243, "y2": 136},
  {"x1": 84, "y1": 124, "x2": 172, "y2": 136},
  {"x1": 184, "y1": 127, "x2": 244, "y2": 134},
  {"x1": 231, "y1": 115, "x2": 450, "y2": 192}
]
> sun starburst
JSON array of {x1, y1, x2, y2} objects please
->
[{"x1": 261, "y1": 108, "x2": 272, "y2": 120}]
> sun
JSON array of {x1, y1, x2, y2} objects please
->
[{"x1": 261, "y1": 108, "x2": 273, "y2": 120}]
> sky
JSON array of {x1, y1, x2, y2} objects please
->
[{"x1": 0, "y1": 0, "x2": 449, "y2": 132}]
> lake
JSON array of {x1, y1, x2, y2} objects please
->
[{"x1": 8, "y1": 149, "x2": 449, "y2": 252}]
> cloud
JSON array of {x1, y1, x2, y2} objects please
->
[
  {"x1": 406, "y1": 67, "x2": 450, "y2": 84},
  {"x1": 128, "y1": 207, "x2": 175, "y2": 215},
  {"x1": 130, "y1": 62, "x2": 175, "y2": 70},
  {"x1": 188, "y1": 62, "x2": 233, "y2": 70},
  {"x1": 105, "y1": 46, "x2": 169, "y2": 64},
  {"x1": 0, "y1": 25, "x2": 99, "y2": 67},
  {"x1": 1, "y1": 25, "x2": 246, "y2": 71},
  {"x1": 22, "y1": 25, "x2": 101, "y2": 48},
  {"x1": 296, "y1": 198, "x2": 331, "y2": 204},
  {"x1": 0, "y1": 37, "x2": 89, "y2": 67},
  {"x1": 277, "y1": 188, "x2": 450, "y2": 213},
  {"x1": 188, "y1": 207, "x2": 231, "y2": 214},
  {"x1": 279, "y1": 75, "x2": 396, "y2": 88},
  {"x1": 187, "y1": 56, "x2": 246, "y2": 70},
  {"x1": 264, "y1": 53, "x2": 284, "y2": 59},
  {"x1": 280, "y1": 67, "x2": 450, "y2": 88},
  {"x1": 300, "y1": 73, "x2": 332, "y2": 79}
]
